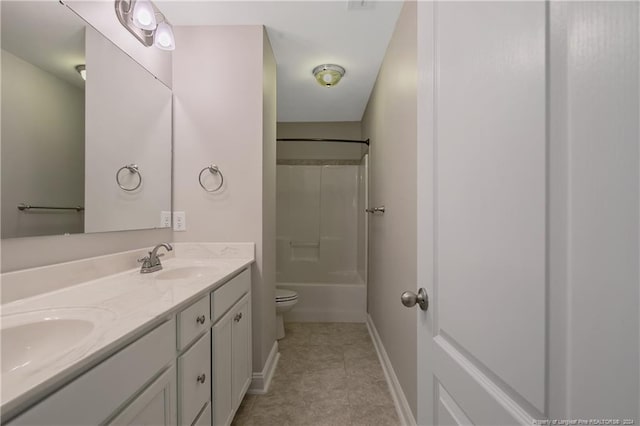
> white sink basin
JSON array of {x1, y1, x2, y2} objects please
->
[
  {"x1": 1, "y1": 307, "x2": 114, "y2": 377},
  {"x1": 154, "y1": 266, "x2": 213, "y2": 280},
  {"x1": 2, "y1": 319, "x2": 93, "y2": 374}
]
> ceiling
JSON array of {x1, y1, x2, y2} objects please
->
[
  {"x1": 158, "y1": 1, "x2": 403, "y2": 122},
  {"x1": 1, "y1": 1, "x2": 86, "y2": 90}
]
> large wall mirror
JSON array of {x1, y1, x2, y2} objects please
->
[{"x1": 1, "y1": 1, "x2": 172, "y2": 239}]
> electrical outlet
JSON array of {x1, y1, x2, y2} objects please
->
[
  {"x1": 173, "y1": 211, "x2": 186, "y2": 231},
  {"x1": 160, "y1": 211, "x2": 171, "y2": 228}
]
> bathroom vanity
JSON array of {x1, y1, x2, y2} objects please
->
[{"x1": 0, "y1": 243, "x2": 254, "y2": 426}]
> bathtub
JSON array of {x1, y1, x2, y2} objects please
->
[{"x1": 278, "y1": 274, "x2": 367, "y2": 323}]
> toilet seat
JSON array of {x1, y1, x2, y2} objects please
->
[{"x1": 275, "y1": 289, "x2": 298, "y2": 302}]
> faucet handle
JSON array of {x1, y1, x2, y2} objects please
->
[
  {"x1": 156, "y1": 253, "x2": 165, "y2": 259},
  {"x1": 137, "y1": 255, "x2": 150, "y2": 263}
]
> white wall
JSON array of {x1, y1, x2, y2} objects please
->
[
  {"x1": 361, "y1": 1, "x2": 417, "y2": 416},
  {"x1": 1, "y1": 49, "x2": 85, "y2": 239},
  {"x1": 357, "y1": 154, "x2": 368, "y2": 284},
  {"x1": 276, "y1": 164, "x2": 360, "y2": 284},
  {"x1": 172, "y1": 25, "x2": 277, "y2": 375},
  {"x1": 84, "y1": 27, "x2": 171, "y2": 233},
  {"x1": 549, "y1": 1, "x2": 639, "y2": 420},
  {"x1": 1, "y1": 1, "x2": 173, "y2": 273}
]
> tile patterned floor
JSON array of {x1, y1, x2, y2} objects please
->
[{"x1": 231, "y1": 322, "x2": 400, "y2": 426}]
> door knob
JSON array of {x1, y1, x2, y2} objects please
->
[{"x1": 401, "y1": 288, "x2": 429, "y2": 311}]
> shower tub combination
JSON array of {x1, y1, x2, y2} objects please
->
[{"x1": 276, "y1": 156, "x2": 368, "y2": 323}]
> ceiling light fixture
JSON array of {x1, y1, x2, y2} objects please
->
[
  {"x1": 75, "y1": 64, "x2": 86, "y2": 81},
  {"x1": 313, "y1": 64, "x2": 345, "y2": 88},
  {"x1": 115, "y1": 0, "x2": 175, "y2": 51}
]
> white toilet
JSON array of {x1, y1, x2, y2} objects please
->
[{"x1": 275, "y1": 288, "x2": 298, "y2": 340}]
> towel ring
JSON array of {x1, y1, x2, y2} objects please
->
[
  {"x1": 116, "y1": 164, "x2": 142, "y2": 191},
  {"x1": 198, "y1": 164, "x2": 224, "y2": 193}
]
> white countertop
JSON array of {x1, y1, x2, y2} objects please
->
[{"x1": 0, "y1": 243, "x2": 255, "y2": 420}]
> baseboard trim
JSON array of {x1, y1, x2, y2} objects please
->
[
  {"x1": 247, "y1": 340, "x2": 280, "y2": 395},
  {"x1": 285, "y1": 310, "x2": 366, "y2": 323},
  {"x1": 366, "y1": 314, "x2": 417, "y2": 426}
]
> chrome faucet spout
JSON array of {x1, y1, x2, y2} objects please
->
[{"x1": 138, "y1": 243, "x2": 173, "y2": 273}]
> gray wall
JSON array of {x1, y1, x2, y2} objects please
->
[
  {"x1": 361, "y1": 1, "x2": 417, "y2": 416},
  {"x1": 1, "y1": 49, "x2": 85, "y2": 239}
]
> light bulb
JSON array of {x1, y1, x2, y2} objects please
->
[
  {"x1": 132, "y1": 0, "x2": 157, "y2": 31},
  {"x1": 323, "y1": 73, "x2": 332, "y2": 83},
  {"x1": 154, "y1": 21, "x2": 175, "y2": 51}
]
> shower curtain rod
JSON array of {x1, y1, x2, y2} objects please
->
[{"x1": 276, "y1": 138, "x2": 370, "y2": 146}]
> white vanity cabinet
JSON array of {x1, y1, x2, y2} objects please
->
[
  {"x1": 7, "y1": 319, "x2": 177, "y2": 426},
  {"x1": 211, "y1": 269, "x2": 252, "y2": 426},
  {"x1": 4, "y1": 267, "x2": 252, "y2": 426},
  {"x1": 109, "y1": 365, "x2": 177, "y2": 426}
]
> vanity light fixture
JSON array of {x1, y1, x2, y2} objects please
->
[
  {"x1": 313, "y1": 64, "x2": 345, "y2": 88},
  {"x1": 115, "y1": 0, "x2": 175, "y2": 51},
  {"x1": 75, "y1": 65, "x2": 86, "y2": 81}
]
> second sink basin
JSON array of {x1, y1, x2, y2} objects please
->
[{"x1": 154, "y1": 266, "x2": 213, "y2": 281}]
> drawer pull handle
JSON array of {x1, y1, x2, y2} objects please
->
[
  {"x1": 196, "y1": 315, "x2": 206, "y2": 325},
  {"x1": 197, "y1": 374, "x2": 206, "y2": 384},
  {"x1": 234, "y1": 312, "x2": 243, "y2": 322}
]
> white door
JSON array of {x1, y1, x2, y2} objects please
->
[
  {"x1": 415, "y1": 2, "x2": 639, "y2": 425},
  {"x1": 416, "y1": 2, "x2": 547, "y2": 424}
]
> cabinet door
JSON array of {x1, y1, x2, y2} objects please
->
[
  {"x1": 231, "y1": 296, "x2": 251, "y2": 410},
  {"x1": 212, "y1": 316, "x2": 233, "y2": 426},
  {"x1": 109, "y1": 365, "x2": 176, "y2": 426}
]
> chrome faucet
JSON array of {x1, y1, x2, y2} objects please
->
[{"x1": 138, "y1": 243, "x2": 173, "y2": 273}]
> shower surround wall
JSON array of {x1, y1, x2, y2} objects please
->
[
  {"x1": 276, "y1": 122, "x2": 367, "y2": 322},
  {"x1": 277, "y1": 164, "x2": 359, "y2": 283}
]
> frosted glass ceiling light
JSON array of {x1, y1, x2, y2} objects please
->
[
  {"x1": 313, "y1": 64, "x2": 345, "y2": 88},
  {"x1": 75, "y1": 65, "x2": 86, "y2": 81},
  {"x1": 132, "y1": 0, "x2": 156, "y2": 30},
  {"x1": 154, "y1": 21, "x2": 175, "y2": 51}
]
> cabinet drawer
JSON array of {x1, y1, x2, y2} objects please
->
[
  {"x1": 178, "y1": 332, "x2": 210, "y2": 426},
  {"x1": 177, "y1": 295, "x2": 210, "y2": 350},
  {"x1": 211, "y1": 269, "x2": 250, "y2": 322}
]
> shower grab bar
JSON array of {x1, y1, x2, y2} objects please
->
[
  {"x1": 289, "y1": 241, "x2": 320, "y2": 248},
  {"x1": 365, "y1": 206, "x2": 385, "y2": 214}
]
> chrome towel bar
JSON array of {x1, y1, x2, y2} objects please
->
[{"x1": 18, "y1": 203, "x2": 84, "y2": 212}]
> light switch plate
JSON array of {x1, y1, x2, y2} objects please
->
[
  {"x1": 173, "y1": 211, "x2": 186, "y2": 231},
  {"x1": 160, "y1": 211, "x2": 171, "y2": 228}
]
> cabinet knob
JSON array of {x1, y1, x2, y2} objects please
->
[
  {"x1": 196, "y1": 315, "x2": 206, "y2": 325},
  {"x1": 234, "y1": 312, "x2": 243, "y2": 322},
  {"x1": 197, "y1": 373, "x2": 206, "y2": 384}
]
